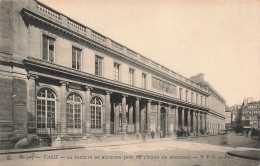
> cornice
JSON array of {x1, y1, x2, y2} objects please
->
[
  {"x1": 20, "y1": 8, "x2": 209, "y2": 96},
  {"x1": 24, "y1": 57, "x2": 209, "y2": 111}
]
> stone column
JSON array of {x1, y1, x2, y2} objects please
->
[
  {"x1": 135, "y1": 97, "x2": 140, "y2": 133},
  {"x1": 201, "y1": 112, "x2": 205, "y2": 133},
  {"x1": 181, "y1": 107, "x2": 184, "y2": 130},
  {"x1": 114, "y1": 102, "x2": 120, "y2": 134},
  {"x1": 192, "y1": 110, "x2": 196, "y2": 133},
  {"x1": 167, "y1": 105, "x2": 171, "y2": 136},
  {"x1": 140, "y1": 101, "x2": 145, "y2": 132},
  {"x1": 27, "y1": 74, "x2": 38, "y2": 133},
  {"x1": 187, "y1": 108, "x2": 191, "y2": 132},
  {"x1": 157, "y1": 102, "x2": 161, "y2": 136},
  {"x1": 85, "y1": 86, "x2": 92, "y2": 135},
  {"x1": 105, "y1": 91, "x2": 111, "y2": 135},
  {"x1": 175, "y1": 106, "x2": 179, "y2": 132},
  {"x1": 121, "y1": 94, "x2": 127, "y2": 134},
  {"x1": 205, "y1": 113, "x2": 208, "y2": 133},
  {"x1": 147, "y1": 100, "x2": 151, "y2": 134},
  {"x1": 129, "y1": 100, "x2": 133, "y2": 125},
  {"x1": 197, "y1": 111, "x2": 201, "y2": 133},
  {"x1": 60, "y1": 81, "x2": 69, "y2": 135}
]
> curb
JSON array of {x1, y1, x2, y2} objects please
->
[{"x1": 226, "y1": 151, "x2": 260, "y2": 161}]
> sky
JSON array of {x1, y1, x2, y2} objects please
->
[{"x1": 39, "y1": 0, "x2": 260, "y2": 106}]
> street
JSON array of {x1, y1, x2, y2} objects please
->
[{"x1": 1, "y1": 134, "x2": 260, "y2": 166}]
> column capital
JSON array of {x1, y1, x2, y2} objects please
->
[
  {"x1": 105, "y1": 91, "x2": 113, "y2": 95},
  {"x1": 122, "y1": 94, "x2": 128, "y2": 98},
  {"x1": 136, "y1": 97, "x2": 141, "y2": 101},
  {"x1": 27, "y1": 74, "x2": 38, "y2": 80},
  {"x1": 84, "y1": 85, "x2": 93, "y2": 91},
  {"x1": 60, "y1": 81, "x2": 69, "y2": 86}
]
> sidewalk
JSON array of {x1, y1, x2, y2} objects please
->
[
  {"x1": 0, "y1": 137, "x2": 172, "y2": 155},
  {"x1": 227, "y1": 150, "x2": 260, "y2": 161}
]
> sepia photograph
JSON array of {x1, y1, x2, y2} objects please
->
[{"x1": 0, "y1": 0, "x2": 259, "y2": 165}]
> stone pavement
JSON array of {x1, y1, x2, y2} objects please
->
[
  {"x1": 1, "y1": 134, "x2": 260, "y2": 162},
  {"x1": 0, "y1": 137, "x2": 171, "y2": 155}
]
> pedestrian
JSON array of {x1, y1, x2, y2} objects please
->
[{"x1": 151, "y1": 130, "x2": 155, "y2": 139}]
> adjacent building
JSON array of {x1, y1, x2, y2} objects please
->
[
  {"x1": 241, "y1": 98, "x2": 260, "y2": 129},
  {"x1": 0, "y1": 0, "x2": 226, "y2": 148}
]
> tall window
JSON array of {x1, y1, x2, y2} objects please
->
[
  {"x1": 201, "y1": 96, "x2": 203, "y2": 105},
  {"x1": 196, "y1": 94, "x2": 198, "y2": 104},
  {"x1": 113, "y1": 63, "x2": 120, "y2": 81},
  {"x1": 66, "y1": 93, "x2": 82, "y2": 129},
  {"x1": 42, "y1": 35, "x2": 55, "y2": 62},
  {"x1": 90, "y1": 97, "x2": 102, "y2": 129},
  {"x1": 185, "y1": 90, "x2": 188, "y2": 101},
  {"x1": 191, "y1": 92, "x2": 194, "y2": 103},
  {"x1": 72, "y1": 46, "x2": 81, "y2": 70},
  {"x1": 179, "y1": 88, "x2": 182, "y2": 100},
  {"x1": 95, "y1": 55, "x2": 103, "y2": 76},
  {"x1": 129, "y1": 68, "x2": 134, "y2": 85},
  {"x1": 142, "y1": 73, "x2": 147, "y2": 89},
  {"x1": 205, "y1": 97, "x2": 207, "y2": 106},
  {"x1": 37, "y1": 88, "x2": 56, "y2": 128}
]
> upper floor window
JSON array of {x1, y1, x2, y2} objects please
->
[
  {"x1": 179, "y1": 88, "x2": 182, "y2": 100},
  {"x1": 185, "y1": 90, "x2": 188, "y2": 101},
  {"x1": 42, "y1": 35, "x2": 55, "y2": 62},
  {"x1": 72, "y1": 46, "x2": 81, "y2": 70},
  {"x1": 142, "y1": 73, "x2": 147, "y2": 89},
  {"x1": 196, "y1": 94, "x2": 198, "y2": 104},
  {"x1": 191, "y1": 92, "x2": 194, "y2": 103},
  {"x1": 95, "y1": 55, "x2": 103, "y2": 76},
  {"x1": 201, "y1": 96, "x2": 203, "y2": 105},
  {"x1": 205, "y1": 97, "x2": 207, "y2": 106},
  {"x1": 129, "y1": 68, "x2": 134, "y2": 85},
  {"x1": 113, "y1": 63, "x2": 120, "y2": 81}
]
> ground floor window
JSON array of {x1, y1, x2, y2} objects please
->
[
  {"x1": 90, "y1": 97, "x2": 102, "y2": 129},
  {"x1": 66, "y1": 93, "x2": 82, "y2": 129},
  {"x1": 37, "y1": 88, "x2": 56, "y2": 128}
]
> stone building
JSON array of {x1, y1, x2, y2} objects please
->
[
  {"x1": 0, "y1": 0, "x2": 226, "y2": 147},
  {"x1": 241, "y1": 99, "x2": 260, "y2": 129}
]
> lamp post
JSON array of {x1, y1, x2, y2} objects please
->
[{"x1": 257, "y1": 115, "x2": 260, "y2": 142}]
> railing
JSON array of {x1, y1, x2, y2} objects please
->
[
  {"x1": 112, "y1": 41, "x2": 123, "y2": 50},
  {"x1": 92, "y1": 31, "x2": 106, "y2": 42},
  {"x1": 36, "y1": 2, "x2": 60, "y2": 20},
  {"x1": 68, "y1": 19, "x2": 86, "y2": 32},
  {"x1": 34, "y1": 0, "x2": 209, "y2": 94}
]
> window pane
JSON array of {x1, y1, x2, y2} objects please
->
[
  {"x1": 77, "y1": 50, "x2": 81, "y2": 70},
  {"x1": 72, "y1": 47, "x2": 76, "y2": 69},
  {"x1": 49, "y1": 39, "x2": 54, "y2": 62},
  {"x1": 43, "y1": 36, "x2": 48, "y2": 60}
]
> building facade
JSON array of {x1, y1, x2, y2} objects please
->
[
  {"x1": 0, "y1": 0, "x2": 225, "y2": 147},
  {"x1": 241, "y1": 99, "x2": 260, "y2": 129}
]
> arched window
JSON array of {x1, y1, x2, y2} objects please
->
[
  {"x1": 37, "y1": 88, "x2": 56, "y2": 128},
  {"x1": 90, "y1": 97, "x2": 102, "y2": 129},
  {"x1": 66, "y1": 93, "x2": 82, "y2": 129}
]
